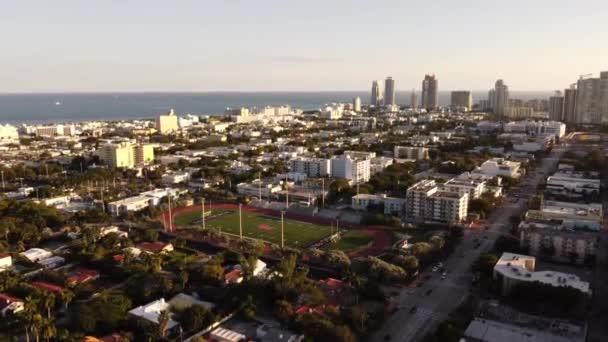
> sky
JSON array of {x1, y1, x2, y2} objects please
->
[{"x1": 0, "y1": 0, "x2": 607, "y2": 92}]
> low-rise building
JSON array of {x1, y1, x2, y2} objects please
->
[
  {"x1": 493, "y1": 252, "x2": 591, "y2": 296},
  {"x1": 129, "y1": 298, "x2": 180, "y2": 333},
  {"x1": 464, "y1": 316, "x2": 585, "y2": 342},
  {"x1": 474, "y1": 158, "x2": 521, "y2": 178},
  {"x1": 351, "y1": 194, "x2": 406, "y2": 215},
  {"x1": 545, "y1": 171, "x2": 600, "y2": 200},
  {"x1": 0, "y1": 253, "x2": 12, "y2": 272},
  {"x1": 394, "y1": 146, "x2": 429, "y2": 160},
  {"x1": 237, "y1": 180, "x2": 282, "y2": 199},
  {"x1": 20, "y1": 248, "x2": 53, "y2": 262}
]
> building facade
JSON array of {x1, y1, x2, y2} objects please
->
[
  {"x1": 450, "y1": 91, "x2": 473, "y2": 111},
  {"x1": 405, "y1": 179, "x2": 469, "y2": 224},
  {"x1": 421, "y1": 74, "x2": 439, "y2": 111},
  {"x1": 384, "y1": 77, "x2": 395, "y2": 106},
  {"x1": 156, "y1": 109, "x2": 179, "y2": 134}
]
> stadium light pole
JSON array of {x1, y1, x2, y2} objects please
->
[
  {"x1": 321, "y1": 177, "x2": 325, "y2": 209},
  {"x1": 202, "y1": 197, "x2": 206, "y2": 230},
  {"x1": 168, "y1": 194, "x2": 173, "y2": 232},
  {"x1": 281, "y1": 211, "x2": 285, "y2": 249},
  {"x1": 285, "y1": 174, "x2": 289, "y2": 209},
  {"x1": 239, "y1": 203, "x2": 243, "y2": 240}
]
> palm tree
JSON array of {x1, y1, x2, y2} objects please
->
[
  {"x1": 343, "y1": 270, "x2": 363, "y2": 304},
  {"x1": 40, "y1": 292, "x2": 55, "y2": 319},
  {"x1": 40, "y1": 318, "x2": 57, "y2": 342},
  {"x1": 157, "y1": 310, "x2": 170, "y2": 339},
  {"x1": 179, "y1": 269, "x2": 189, "y2": 290},
  {"x1": 21, "y1": 295, "x2": 41, "y2": 342},
  {"x1": 59, "y1": 290, "x2": 75, "y2": 311}
]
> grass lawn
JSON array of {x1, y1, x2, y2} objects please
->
[
  {"x1": 173, "y1": 209, "x2": 332, "y2": 248},
  {"x1": 327, "y1": 230, "x2": 374, "y2": 253}
]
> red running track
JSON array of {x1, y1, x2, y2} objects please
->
[{"x1": 158, "y1": 204, "x2": 392, "y2": 257}]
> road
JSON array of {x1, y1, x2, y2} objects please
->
[{"x1": 372, "y1": 144, "x2": 567, "y2": 342}]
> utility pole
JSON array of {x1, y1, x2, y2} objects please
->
[
  {"x1": 285, "y1": 174, "x2": 289, "y2": 209},
  {"x1": 281, "y1": 211, "x2": 285, "y2": 249},
  {"x1": 239, "y1": 203, "x2": 243, "y2": 240},
  {"x1": 1, "y1": 170, "x2": 4, "y2": 191},
  {"x1": 202, "y1": 198, "x2": 206, "y2": 230},
  {"x1": 321, "y1": 177, "x2": 325, "y2": 209}
]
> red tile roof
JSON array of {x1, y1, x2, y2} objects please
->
[
  {"x1": 67, "y1": 269, "x2": 100, "y2": 286},
  {"x1": 0, "y1": 253, "x2": 11, "y2": 259},
  {"x1": 224, "y1": 268, "x2": 243, "y2": 284},
  {"x1": 319, "y1": 278, "x2": 344, "y2": 291},
  {"x1": 139, "y1": 242, "x2": 172, "y2": 254},
  {"x1": 31, "y1": 281, "x2": 65, "y2": 293}
]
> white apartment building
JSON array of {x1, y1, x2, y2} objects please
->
[
  {"x1": 370, "y1": 157, "x2": 394, "y2": 175},
  {"x1": 0, "y1": 124, "x2": 19, "y2": 142},
  {"x1": 289, "y1": 157, "x2": 331, "y2": 177},
  {"x1": 443, "y1": 177, "x2": 486, "y2": 200},
  {"x1": 493, "y1": 252, "x2": 591, "y2": 296},
  {"x1": 405, "y1": 179, "x2": 469, "y2": 224},
  {"x1": 503, "y1": 120, "x2": 566, "y2": 138},
  {"x1": 519, "y1": 218, "x2": 598, "y2": 265},
  {"x1": 330, "y1": 155, "x2": 371, "y2": 183},
  {"x1": 474, "y1": 158, "x2": 521, "y2": 178},
  {"x1": 0, "y1": 253, "x2": 12, "y2": 272},
  {"x1": 156, "y1": 109, "x2": 179, "y2": 134},
  {"x1": 394, "y1": 146, "x2": 429, "y2": 160},
  {"x1": 351, "y1": 194, "x2": 406, "y2": 215},
  {"x1": 97, "y1": 140, "x2": 154, "y2": 169},
  {"x1": 545, "y1": 171, "x2": 600, "y2": 199}
]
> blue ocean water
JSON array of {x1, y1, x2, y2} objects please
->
[{"x1": 0, "y1": 91, "x2": 552, "y2": 124}]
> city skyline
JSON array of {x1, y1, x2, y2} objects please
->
[{"x1": 1, "y1": 0, "x2": 607, "y2": 92}]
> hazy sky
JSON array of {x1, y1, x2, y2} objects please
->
[{"x1": 1, "y1": 0, "x2": 607, "y2": 92}]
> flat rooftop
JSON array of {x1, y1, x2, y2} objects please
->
[{"x1": 464, "y1": 317, "x2": 585, "y2": 342}]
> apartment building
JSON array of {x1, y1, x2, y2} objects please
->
[
  {"x1": 493, "y1": 253, "x2": 590, "y2": 296},
  {"x1": 289, "y1": 157, "x2": 331, "y2": 177},
  {"x1": 330, "y1": 155, "x2": 371, "y2": 183},
  {"x1": 343, "y1": 150, "x2": 376, "y2": 160},
  {"x1": 97, "y1": 140, "x2": 154, "y2": 169},
  {"x1": 405, "y1": 179, "x2": 469, "y2": 224},
  {"x1": 393, "y1": 146, "x2": 429, "y2": 160},
  {"x1": 519, "y1": 218, "x2": 598, "y2": 265},
  {"x1": 156, "y1": 109, "x2": 179, "y2": 134},
  {"x1": 351, "y1": 194, "x2": 406, "y2": 215}
]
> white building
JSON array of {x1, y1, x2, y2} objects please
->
[
  {"x1": 493, "y1": 252, "x2": 591, "y2": 296},
  {"x1": 236, "y1": 181, "x2": 282, "y2": 199},
  {"x1": 0, "y1": 124, "x2": 19, "y2": 142},
  {"x1": 38, "y1": 256, "x2": 65, "y2": 269},
  {"x1": 108, "y1": 196, "x2": 151, "y2": 216},
  {"x1": 474, "y1": 158, "x2": 521, "y2": 178},
  {"x1": 351, "y1": 194, "x2": 406, "y2": 215},
  {"x1": 319, "y1": 104, "x2": 344, "y2": 120},
  {"x1": 503, "y1": 120, "x2": 566, "y2": 138},
  {"x1": 289, "y1": 157, "x2": 331, "y2": 177},
  {"x1": 0, "y1": 253, "x2": 12, "y2": 272},
  {"x1": 156, "y1": 109, "x2": 179, "y2": 134},
  {"x1": 545, "y1": 171, "x2": 600, "y2": 199},
  {"x1": 405, "y1": 179, "x2": 469, "y2": 224},
  {"x1": 162, "y1": 171, "x2": 191, "y2": 185},
  {"x1": 394, "y1": 146, "x2": 429, "y2": 160},
  {"x1": 20, "y1": 248, "x2": 53, "y2": 262},
  {"x1": 330, "y1": 155, "x2": 370, "y2": 183},
  {"x1": 0, "y1": 294, "x2": 24, "y2": 317},
  {"x1": 129, "y1": 298, "x2": 180, "y2": 330}
]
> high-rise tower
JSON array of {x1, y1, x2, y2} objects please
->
[
  {"x1": 384, "y1": 77, "x2": 395, "y2": 106},
  {"x1": 421, "y1": 74, "x2": 438, "y2": 111},
  {"x1": 371, "y1": 80, "x2": 381, "y2": 107}
]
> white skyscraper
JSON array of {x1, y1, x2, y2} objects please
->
[
  {"x1": 384, "y1": 77, "x2": 396, "y2": 106},
  {"x1": 410, "y1": 89, "x2": 418, "y2": 110},
  {"x1": 353, "y1": 96, "x2": 362, "y2": 112}
]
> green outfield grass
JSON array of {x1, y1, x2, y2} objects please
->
[
  {"x1": 173, "y1": 209, "x2": 332, "y2": 248},
  {"x1": 328, "y1": 230, "x2": 374, "y2": 253}
]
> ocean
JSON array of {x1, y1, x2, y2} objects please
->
[{"x1": 0, "y1": 91, "x2": 553, "y2": 124}]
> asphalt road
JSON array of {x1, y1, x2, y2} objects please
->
[{"x1": 372, "y1": 145, "x2": 567, "y2": 342}]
